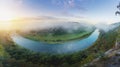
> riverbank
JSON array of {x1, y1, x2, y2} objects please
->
[
  {"x1": 9, "y1": 26, "x2": 118, "y2": 67},
  {"x1": 11, "y1": 29, "x2": 99, "y2": 54},
  {"x1": 84, "y1": 25, "x2": 120, "y2": 67},
  {"x1": 23, "y1": 30, "x2": 94, "y2": 44},
  {"x1": 19, "y1": 23, "x2": 95, "y2": 44},
  {"x1": 0, "y1": 23, "x2": 119, "y2": 67}
]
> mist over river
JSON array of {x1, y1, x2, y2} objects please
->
[{"x1": 11, "y1": 29, "x2": 99, "y2": 54}]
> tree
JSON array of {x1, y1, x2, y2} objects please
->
[{"x1": 115, "y1": 2, "x2": 120, "y2": 15}]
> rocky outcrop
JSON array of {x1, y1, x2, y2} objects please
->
[{"x1": 115, "y1": 39, "x2": 120, "y2": 49}]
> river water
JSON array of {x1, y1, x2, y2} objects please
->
[{"x1": 11, "y1": 29, "x2": 100, "y2": 54}]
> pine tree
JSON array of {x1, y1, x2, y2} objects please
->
[{"x1": 115, "y1": 2, "x2": 120, "y2": 15}]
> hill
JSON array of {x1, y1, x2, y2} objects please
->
[
  {"x1": 19, "y1": 22, "x2": 95, "y2": 44},
  {"x1": 83, "y1": 22, "x2": 120, "y2": 67}
]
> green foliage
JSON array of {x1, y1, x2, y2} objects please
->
[
  {"x1": 20, "y1": 26, "x2": 95, "y2": 44},
  {"x1": 0, "y1": 45, "x2": 9, "y2": 60},
  {"x1": 0, "y1": 24, "x2": 119, "y2": 67}
]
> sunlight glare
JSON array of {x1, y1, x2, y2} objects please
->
[
  {"x1": 0, "y1": 9, "x2": 15, "y2": 21},
  {"x1": 0, "y1": 6, "x2": 16, "y2": 30}
]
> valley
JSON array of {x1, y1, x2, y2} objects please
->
[
  {"x1": 0, "y1": 22, "x2": 119, "y2": 67},
  {"x1": 19, "y1": 22, "x2": 95, "y2": 44}
]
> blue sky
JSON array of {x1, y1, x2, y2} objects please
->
[{"x1": 0, "y1": 0, "x2": 120, "y2": 24}]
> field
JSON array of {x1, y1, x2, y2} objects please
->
[{"x1": 19, "y1": 22, "x2": 95, "y2": 44}]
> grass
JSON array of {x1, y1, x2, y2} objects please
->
[
  {"x1": 22, "y1": 29, "x2": 94, "y2": 44},
  {"x1": 18, "y1": 23, "x2": 95, "y2": 44}
]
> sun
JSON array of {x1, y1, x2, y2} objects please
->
[
  {"x1": 0, "y1": 10, "x2": 15, "y2": 21},
  {"x1": 0, "y1": 14, "x2": 13, "y2": 21},
  {"x1": 0, "y1": 9, "x2": 16, "y2": 30}
]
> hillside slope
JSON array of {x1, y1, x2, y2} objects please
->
[
  {"x1": 84, "y1": 22, "x2": 120, "y2": 67},
  {"x1": 19, "y1": 22, "x2": 95, "y2": 44}
]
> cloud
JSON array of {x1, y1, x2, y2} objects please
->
[
  {"x1": 52, "y1": 0, "x2": 87, "y2": 11},
  {"x1": 95, "y1": 23, "x2": 120, "y2": 32},
  {"x1": 60, "y1": 11, "x2": 84, "y2": 19},
  {"x1": 0, "y1": 0, "x2": 24, "y2": 10},
  {"x1": 68, "y1": 0, "x2": 74, "y2": 7},
  {"x1": 51, "y1": 0, "x2": 87, "y2": 18}
]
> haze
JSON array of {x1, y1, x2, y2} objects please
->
[{"x1": 0, "y1": 0, "x2": 120, "y2": 30}]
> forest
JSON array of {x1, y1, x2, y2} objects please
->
[{"x1": 0, "y1": 23, "x2": 119, "y2": 67}]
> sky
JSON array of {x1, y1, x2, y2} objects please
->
[{"x1": 0, "y1": 0, "x2": 120, "y2": 24}]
